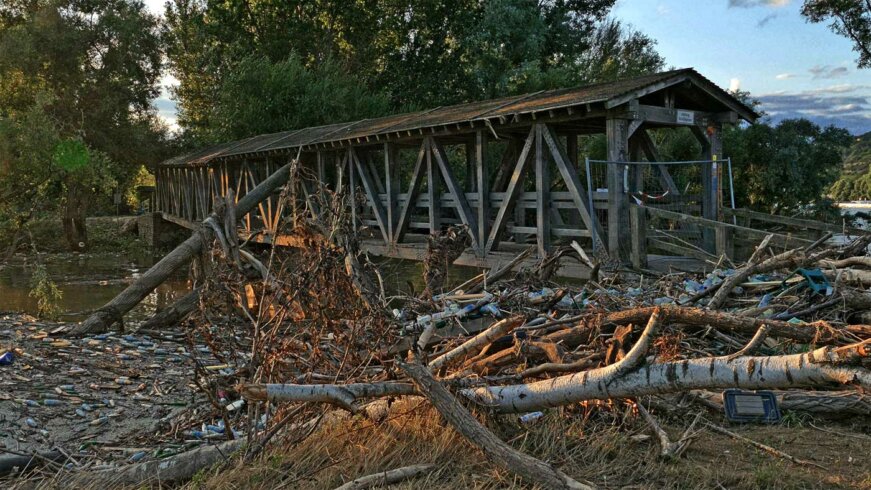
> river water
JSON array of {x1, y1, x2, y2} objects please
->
[{"x1": 0, "y1": 252, "x2": 484, "y2": 322}]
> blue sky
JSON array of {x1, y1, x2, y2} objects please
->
[{"x1": 146, "y1": 0, "x2": 871, "y2": 134}]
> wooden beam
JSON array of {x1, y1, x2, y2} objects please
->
[
  {"x1": 351, "y1": 149, "x2": 391, "y2": 243},
  {"x1": 535, "y1": 124, "x2": 551, "y2": 257},
  {"x1": 475, "y1": 130, "x2": 489, "y2": 257},
  {"x1": 541, "y1": 125, "x2": 606, "y2": 250},
  {"x1": 426, "y1": 137, "x2": 441, "y2": 233},
  {"x1": 431, "y1": 138, "x2": 480, "y2": 251},
  {"x1": 606, "y1": 117, "x2": 630, "y2": 259},
  {"x1": 395, "y1": 140, "x2": 428, "y2": 242},
  {"x1": 490, "y1": 139, "x2": 519, "y2": 192},
  {"x1": 384, "y1": 143, "x2": 399, "y2": 241},
  {"x1": 485, "y1": 126, "x2": 536, "y2": 253}
]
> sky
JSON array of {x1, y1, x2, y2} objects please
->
[{"x1": 145, "y1": 0, "x2": 871, "y2": 135}]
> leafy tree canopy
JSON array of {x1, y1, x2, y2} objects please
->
[
  {"x1": 0, "y1": 0, "x2": 167, "y2": 250},
  {"x1": 163, "y1": 0, "x2": 664, "y2": 143},
  {"x1": 802, "y1": 0, "x2": 871, "y2": 69},
  {"x1": 723, "y1": 118, "x2": 853, "y2": 213}
]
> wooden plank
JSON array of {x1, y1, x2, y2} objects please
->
[
  {"x1": 395, "y1": 140, "x2": 428, "y2": 242},
  {"x1": 485, "y1": 126, "x2": 536, "y2": 253},
  {"x1": 347, "y1": 150, "x2": 357, "y2": 231},
  {"x1": 426, "y1": 137, "x2": 441, "y2": 233},
  {"x1": 630, "y1": 204, "x2": 647, "y2": 268},
  {"x1": 384, "y1": 143, "x2": 399, "y2": 241},
  {"x1": 535, "y1": 124, "x2": 550, "y2": 257},
  {"x1": 475, "y1": 130, "x2": 489, "y2": 257},
  {"x1": 352, "y1": 149, "x2": 390, "y2": 243},
  {"x1": 541, "y1": 126, "x2": 605, "y2": 247},
  {"x1": 607, "y1": 117, "x2": 630, "y2": 259},
  {"x1": 431, "y1": 138, "x2": 479, "y2": 250}
]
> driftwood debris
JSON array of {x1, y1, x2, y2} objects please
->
[{"x1": 71, "y1": 162, "x2": 294, "y2": 335}]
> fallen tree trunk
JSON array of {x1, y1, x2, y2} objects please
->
[
  {"x1": 137, "y1": 287, "x2": 200, "y2": 330},
  {"x1": 240, "y1": 381, "x2": 418, "y2": 412},
  {"x1": 400, "y1": 361, "x2": 592, "y2": 490},
  {"x1": 334, "y1": 464, "x2": 436, "y2": 490},
  {"x1": 71, "y1": 163, "x2": 292, "y2": 335},
  {"x1": 464, "y1": 340, "x2": 870, "y2": 413},
  {"x1": 690, "y1": 389, "x2": 871, "y2": 416},
  {"x1": 67, "y1": 439, "x2": 244, "y2": 486}
]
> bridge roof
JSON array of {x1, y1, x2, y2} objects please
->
[{"x1": 160, "y1": 68, "x2": 757, "y2": 167}]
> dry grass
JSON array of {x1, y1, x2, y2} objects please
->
[{"x1": 183, "y1": 399, "x2": 871, "y2": 490}]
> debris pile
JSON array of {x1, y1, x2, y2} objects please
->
[{"x1": 2, "y1": 176, "x2": 870, "y2": 488}]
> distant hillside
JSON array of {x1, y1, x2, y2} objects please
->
[{"x1": 830, "y1": 132, "x2": 871, "y2": 201}]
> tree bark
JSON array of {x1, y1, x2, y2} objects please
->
[
  {"x1": 401, "y1": 361, "x2": 593, "y2": 490},
  {"x1": 464, "y1": 340, "x2": 870, "y2": 413}
]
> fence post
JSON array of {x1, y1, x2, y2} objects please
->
[
  {"x1": 715, "y1": 222, "x2": 732, "y2": 260},
  {"x1": 630, "y1": 204, "x2": 647, "y2": 269}
]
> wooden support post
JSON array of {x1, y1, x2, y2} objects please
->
[
  {"x1": 385, "y1": 143, "x2": 399, "y2": 243},
  {"x1": 565, "y1": 133, "x2": 580, "y2": 226},
  {"x1": 426, "y1": 137, "x2": 441, "y2": 234},
  {"x1": 465, "y1": 139, "x2": 475, "y2": 192},
  {"x1": 535, "y1": 124, "x2": 551, "y2": 257},
  {"x1": 395, "y1": 140, "x2": 428, "y2": 242},
  {"x1": 693, "y1": 124, "x2": 722, "y2": 253},
  {"x1": 347, "y1": 150, "x2": 358, "y2": 231},
  {"x1": 486, "y1": 127, "x2": 535, "y2": 253},
  {"x1": 715, "y1": 223, "x2": 732, "y2": 259},
  {"x1": 630, "y1": 205, "x2": 648, "y2": 269},
  {"x1": 316, "y1": 151, "x2": 326, "y2": 186},
  {"x1": 351, "y1": 149, "x2": 390, "y2": 243},
  {"x1": 475, "y1": 130, "x2": 489, "y2": 257},
  {"x1": 432, "y1": 138, "x2": 479, "y2": 250},
  {"x1": 541, "y1": 125, "x2": 605, "y2": 249},
  {"x1": 606, "y1": 117, "x2": 630, "y2": 260}
]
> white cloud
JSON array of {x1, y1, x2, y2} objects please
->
[
  {"x1": 656, "y1": 4, "x2": 671, "y2": 16},
  {"x1": 809, "y1": 65, "x2": 849, "y2": 79},
  {"x1": 729, "y1": 78, "x2": 742, "y2": 92},
  {"x1": 775, "y1": 73, "x2": 796, "y2": 80}
]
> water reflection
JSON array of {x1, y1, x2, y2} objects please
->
[
  {"x1": 0, "y1": 253, "x2": 485, "y2": 322},
  {"x1": 0, "y1": 253, "x2": 190, "y2": 322}
]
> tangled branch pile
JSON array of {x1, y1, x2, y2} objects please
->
[{"x1": 178, "y1": 182, "x2": 871, "y2": 488}]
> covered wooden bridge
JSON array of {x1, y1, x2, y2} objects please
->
[{"x1": 155, "y1": 68, "x2": 772, "y2": 274}]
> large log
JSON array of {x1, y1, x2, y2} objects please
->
[
  {"x1": 464, "y1": 340, "x2": 870, "y2": 413},
  {"x1": 70, "y1": 163, "x2": 292, "y2": 335}
]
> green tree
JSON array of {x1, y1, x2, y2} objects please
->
[
  {"x1": 163, "y1": 0, "x2": 664, "y2": 143},
  {"x1": 723, "y1": 118, "x2": 853, "y2": 214},
  {"x1": 802, "y1": 0, "x2": 871, "y2": 68},
  {"x1": 0, "y1": 0, "x2": 166, "y2": 251},
  {"x1": 209, "y1": 54, "x2": 391, "y2": 142}
]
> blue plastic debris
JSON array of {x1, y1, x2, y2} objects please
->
[
  {"x1": 723, "y1": 390, "x2": 781, "y2": 423},
  {"x1": 128, "y1": 451, "x2": 147, "y2": 463},
  {"x1": 25, "y1": 418, "x2": 38, "y2": 428},
  {"x1": 758, "y1": 293, "x2": 773, "y2": 308},
  {"x1": 0, "y1": 351, "x2": 14, "y2": 365}
]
